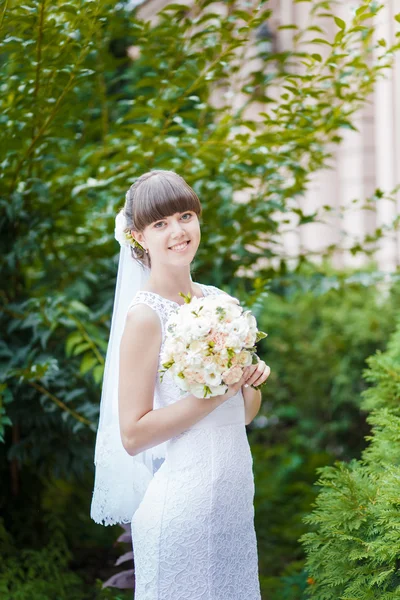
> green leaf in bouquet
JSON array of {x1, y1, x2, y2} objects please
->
[
  {"x1": 204, "y1": 385, "x2": 212, "y2": 398},
  {"x1": 179, "y1": 291, "x2": 192, "y2": 303},
  {"x1": 161, "y1": 360, "x2": 174, "y2": 370},
  {"x1": 251, "y1": 353, "x2": 259, "y2": 364},
  {"x1": 256, "y1": 330, "x2": 268, "y2": 342}
]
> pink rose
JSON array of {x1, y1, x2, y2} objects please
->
[
  {"x1": 211, "y1": 332, "x2": 228, "y2": 351},
  {"x1": 194, "y1": 372, "x2": 206, "y2": 384},
  {"x1": 222, "y1": 365, "x2": 243, "y2": 385},
  {"x1": 244, "y1": 332, "x2": 255, "y2": 347}
]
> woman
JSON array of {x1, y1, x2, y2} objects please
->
[{"x1": 92, "y1": 170, "x2": 270, "y2": 599}]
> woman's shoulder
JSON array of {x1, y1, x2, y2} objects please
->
[{"x1": 199, "y1": 283, "x2": 230, "y2": 297}]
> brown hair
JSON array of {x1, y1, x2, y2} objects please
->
[{"x1": 124, "y1": 170, "x2": 202, "y2": 269}]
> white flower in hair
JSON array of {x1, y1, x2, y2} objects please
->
[{"x1": 114, "y1": 209, "x2": 136, "y2": 248}]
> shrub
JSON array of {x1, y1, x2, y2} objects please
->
[
  {"x1": 301, "y1": 316, "x2": 400, "y2": 598},
  {"x1": 246, "y1": 269, "x2": 400, "y2": 599}
]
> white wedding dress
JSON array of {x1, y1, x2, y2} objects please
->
[{"x1": 128, "y1": 283, "x2": 261, "y2": 600}]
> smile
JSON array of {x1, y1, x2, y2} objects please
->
[{"x1": 169, "y1": 240, "x2": 191, "y2": 252}]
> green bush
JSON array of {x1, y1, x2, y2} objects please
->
[
  {"x1": 0, "y1": 269, "x2": 398, "y2": 599},
  {"x1": 246, "y1": 270, "x2": 400, "y2": 599},
  {"x1": 0, "y1": 514, "x2": 84, "y2": 600},
  {"x1": 1, "y1": 0, "x2": 398, "y2": 471},
  {"x1": 301, "y1": 315, "x2": 400, "y2": 598},
  {"x1": 250, "y1": 270, "x2": 400, "y2": 457},
  {"x1": 1, "y1": 1, "x2": 399, "y2": 596}
]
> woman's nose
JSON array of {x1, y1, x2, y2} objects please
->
[{"x1": 171, "y1": 219, "x2": 185, "y2": 234}]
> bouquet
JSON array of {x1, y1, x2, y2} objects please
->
[{"x1": 159, "y1": 292, "x2": 267, "y2": 399}]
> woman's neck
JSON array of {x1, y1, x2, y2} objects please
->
[{"x1": 143, "y1": 264, "x2": 199, "y2": 301}]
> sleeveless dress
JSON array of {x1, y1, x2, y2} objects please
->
[{"x1": 128, "y1": 283, "x2": 261, "y2": 600}]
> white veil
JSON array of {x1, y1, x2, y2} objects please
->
[{"x1": 90, "y1": 243, "x2": 156, "y2": 526}]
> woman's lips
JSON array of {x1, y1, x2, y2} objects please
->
[{"x1": 169, "y1": 240, "x2": 191, "y2": 252}]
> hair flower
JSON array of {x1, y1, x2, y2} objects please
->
[{"x1": 114, "y1": 209, "x2": 138, "y2": 248}]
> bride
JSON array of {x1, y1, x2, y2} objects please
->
[{"x1": 91, "y1": 170, "x2": 270, "y2": 599}]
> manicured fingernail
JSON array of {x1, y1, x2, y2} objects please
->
[{"x1": 244, "y1": 384, "x2": 249, "y2": 388}]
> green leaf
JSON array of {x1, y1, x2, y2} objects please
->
[
  {"x1": 256, "y1": 330, "x2": 268, "y2": 342},
  {"x1": 311, "y1": 53, "x2": 322, "y2": 62},
  {"x1": 309, "y1": 38, "x2": 332, "y2": 46},
  {"x1": 334, "y1": 16, "x2": 346, "y2": 30},
  {"x1": 69, "y1": 300, "x2": 89, "y2": 314},
  {"x1": 232, "y1": 10, "x2": 252, "y2": 22},
  {"x1": 277, "y1": 25, "x2": 299, "y2": 31},
  {"x1": 79, "y1": 354, "x2": 98, "y2": 376},
  {"x1": 72, "y1": 342, "x2": 91, "y2": 356},
  {"x1": 92, "y1": 364, "x2": 104, "y2": 384},
  {"x1": 65, "y1": 332, "x2": 83, "y2": 357}
]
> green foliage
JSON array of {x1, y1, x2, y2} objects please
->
[
  {"x1": 301, "y1": 316, "x2": 400, "y2": 599},
  {"x1": 246, "y1": 269, "x2": 400, "y2": 599},
  {"x1": 1, "y1": 0, "x2": 398, "y2": 469},
  {"x1": 0, "y1": 477, "x2": 128, "y2": 600},
  {"x1": 1, "y1": 1, "x2": 400, "y2": 597},
  {"x1": 250, "y1": 268, "x2": 400, "y2": 457},
  {"x1": 0, "y1": 267, "x2": 398, "y2": 599},
  {"x1": 0, "y1": 514, "x2": 83, "y2": 600},
  {"x1": 0, "y1": 514, "x2": 131, "y2": 600},
  {"x1": 252, "y1": 442, "x2": 330, "y2": 600}
]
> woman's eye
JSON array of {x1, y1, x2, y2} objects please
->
[{"x1": 154, "y1": 213, "x2": 191, "y2": 228}]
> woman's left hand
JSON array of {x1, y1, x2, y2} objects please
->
[{"x1": 242, "y1": 360, "x2": 271, "y2": 389}]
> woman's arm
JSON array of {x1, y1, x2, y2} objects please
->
[
  {"x1": 118, "y1": 304, "x2": 241, "y2": 456},
  {"x1": 242, "y1": 385, "x2": 262, "y2": 425}
]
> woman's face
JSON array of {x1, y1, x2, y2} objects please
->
[{"x1": 133, "y1": 210, "x2": 201, "y2": 266}]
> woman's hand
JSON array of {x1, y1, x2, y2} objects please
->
[
  {"x1": 215, "y1": 358, "x2": 270, "y2": 405},
  {"x1": 242, "y1": 359, "x2": 271, "y2": 389},
  {"x1": 215, "y1": 370, "x2": 249, "y2": 403}
]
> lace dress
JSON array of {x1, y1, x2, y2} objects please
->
[{"x1": 128, "y1": 283, "x2": 261, "y2": 600}]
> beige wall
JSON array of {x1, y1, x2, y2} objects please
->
[{"x1": 136, "y1": 0, "x2": 400, "y2": 271}]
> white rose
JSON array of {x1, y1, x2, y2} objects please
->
[
  {"x1": 191, "y1": 318, "x2": 211, "y2": 337},
  {"x1": 231, "y1": 318, "x2": 250, "y2": 339},
  {"x1": 114, "y1": 210, "x2": 134, "y2": 247},
  {"x1": 244, "y1": 311, "x2": 258, "y2": 333},
  {"x1": 225, "y1": 333, "x2": 242, "y2": 350},
  {"x1": 188, "y1": 340, "x2": 207, "y2": 352},
  {"x1": 188, "y1": 383, "x2": 208, "y2": 398},
  {"x1": 208, "y1": 383, "x2": 228, "y2": 397},
  {"x1": 185, "y1": 351, "x2": 204, "y2": 369},
  {"x1": 225, "y1": 304, "x2": 243, "y2": 320},
  {"x1": 204, "y1": 364, "x2": 223, "y2": 387},
  {"x1": 173, "y1": 374, "x2": 189, "y2": 390}
]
